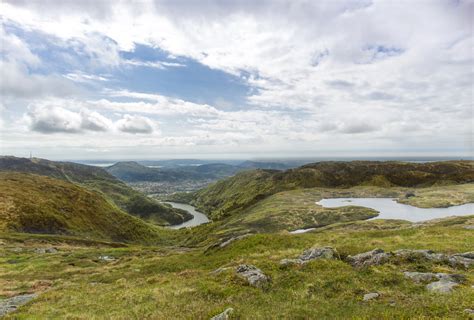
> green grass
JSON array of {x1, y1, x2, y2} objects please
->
[
  {"x1": 1, "y1": 215, "x2": 473, "y2": 319},
  {"x1": 0, "y1": 156, "x2": 191, "y2": 226},
  {"x1": 0, "y1": 172, "x2": 177, "y2": 245}
]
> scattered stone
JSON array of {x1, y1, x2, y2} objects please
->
[
  {"x1": 464, "y1": 309, "x2": 474, "y2": 315},
  {"x1": 347, "y1": 249, "x2": 392, "y2": 267},
  {"x1": 34, "y1": 247, "x2": 58, "y2": 254},
  {"x1": 394, "y1": 249, "x2": 447, "y2": 263},
  {"x1": 363, "y1": 292, "x2": 380, "y2": 301},
  {"x1": 235, "y1": 264, "x2": 269, "y2": 288},
  {"x1": 404, "y1": 272, "x2": 438, "y2": 283},
  {"x1": 404, "y1": 272, "x2": 465, "y2": 284},
  {"x1": 426, "y1": 280, "x2": 459, "y2": 294},
  {"x1": 210, "y1": 307, "x2": 234, "y2": 320},
  {"x1": 0, "y1": 293, "x2": 37, "y2": 316},
  {"x1": 98, "y1": 255, "x2": 116, "y2": 262},
  {"x1": 280, "y1": 247, "x2": 336, "y2": 266},
  {"x1": 463, "y1": 225, "x2": 474, "y2": 230},
  {"x1": 449, "y1": 252, "x2": 474, "y2": 268}
]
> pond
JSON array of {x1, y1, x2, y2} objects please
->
[{"x1": 165, "y1": 202, "x2": 210, "y2": 229}]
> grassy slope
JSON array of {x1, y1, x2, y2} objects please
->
[
  {"x1": 1, "y1": 216, "x2": 473, "y2": 319},
  {"x1": 0, "y1": 156, "x2": 191, "y2": 226},
  {"x1": 0, "y1": 172, "x2": 175, "y2": 244},
  {"x1": 193, "y1": 161, "x2": 474, "y2": 220}
]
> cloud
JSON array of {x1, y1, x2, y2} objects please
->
[
  {"x1": 27, "y1": 105, "x2": 112, "y2": 134},
  {"x1": 115, "y1": 114, "x2": 156, "y2": 134},
  {"x1": 28, "y1": 106, "x2": 83, "y2": 133},
  {"x1": 123, "y1": 59, "x2": 186, "y2": 69}
]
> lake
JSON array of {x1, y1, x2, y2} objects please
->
[
  {"x1": 317, "y1": 198, "x2": 474, "y2": 222},
  {"x1": 165, "y1": 202, "x2": 210, "y2": 229}
]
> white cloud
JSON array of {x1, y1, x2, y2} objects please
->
[
  {"x1": 115, "y1": 114, "x2": 156, "y2": 134},
  {"x1": 27, "y1": 105, "x2": 83, "y2": 133},
  {"x1": 1, "y1": 0, "x2": 472, "y2": 158}
]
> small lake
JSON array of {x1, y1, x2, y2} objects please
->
[
  {"x1": 316, "y1": 198, "x2": 474, "y2": 222},
  {"x1": 165, "y1": 202, "x2": 210, "y2": 229}
]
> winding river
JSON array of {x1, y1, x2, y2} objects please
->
[{"x1": 165, "y1": 202, "x2": 210, "y2": 229}]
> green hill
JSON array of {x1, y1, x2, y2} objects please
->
[
  {"x1": 0, "y1": 172, "x2": 172, "y2": 244},
  {"x1": 0, "y1": 156, "x2": 191, "y2": 225},
  {"x1": 192, "y1": 161, "x2": 474, "y2": 220}
]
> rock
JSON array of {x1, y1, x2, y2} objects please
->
[
  {"x1": 34, "y1": 247, "x2": 58, "y2": 254},
  {"x1": 280, "y1": 247, "x2": 336, "y2": 266},
  {"x1": 464, "y1": 308, "x2": 474, "y2": 315},
  {"x1": 347, "y1": 249, "x2": 392, "y2": 267},
  {"x1": 449, "y1": 252, "x2": 474, "y2": 268},
  {"x1": 210, "y1": 307, "x2": 234, "y2": 320},
  {"x1": 219, "y1": 234, "x2": 251, "y2": 249},
  {"x1": 363, "y1": 292, "x2": 380, "y2": 301},
  {"x1": 0, "y1": 293, "x2": 37, "y2": 316},
  {"x1": 463, "y1": 225, "x2": 474, "y2": 230},
  {"x1": 404, "y1": 272, "x2": 438, "y2": 283},
  {"x1": 235, "y1": 264, "x2": 269, "y2": 288},
  {"x1": 9, "y1": 247, "x2": 23, "y2": 253},
  {"x1": 426, "y1": 280, "x2": 458, "y2": 293},
  {"x1": 98, "y1": 255, "x2": 116, "y2": 262},
  {"x1": 404, "y1": 272, "x2": 465, "y2": 284},
  {"x1": 394, "y1": 249, "x2": 447, "y2": 262}
]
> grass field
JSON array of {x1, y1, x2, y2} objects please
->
[{"x1": 1, "y1": 215, "x2": 473, "y2": 319}]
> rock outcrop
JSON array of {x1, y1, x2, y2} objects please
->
[
  {"x1": 0, "y1": 293, "x2": 37, "y2": 316},
  {"x1": 448, "y1": 252, "x2": 474, "y2": 268},
  {"x1": 404, "y1": 271, "x2": 465, "y2": 294},
  {"x1": 347, "y1": 249, "x2": 392, "y2": 267},
  {"x1": 210, "y1": 307, "x2": 234, "y2": 320},
  {"x1": 280, "y1": 247, "x2": 336, "y2": 266},
  {"x1": 235, "y1": 264, "x2": 269, "y2": 288},
  {"x1": 363, "y1": 292, "x2": 380, "y2": 301}
]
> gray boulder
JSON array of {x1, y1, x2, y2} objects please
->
[
  {"x1": 463, "y1": 225, "x2": 474, "y2": 230},
  {"x1": 236, "y1": 264, "x2": 269, "y2": 288},
  {"x1": 449, "y1": 252, "x2": 474, "y2": 268},
  {"x1": 347, "y1": 249, "x2": 392, "y2": 267},
  {"x1": 404, "y1": 272, "x2": 438, "y2": 283},
  {"x1": 98, "y1": 255, "x2": 116, "y2": 262},
  {"x1": 426, "y1": 280, "x2": 458, "y2": 294},
  {"x1": 363, "y1": 292, "x2": 380, "y2": 301},
  {"x1": 394, "y1": 249, "x2": 447, "y2": 262},
  {"x1": 280, "y1": 247, "x2": 336, "y2": 266},
  {"x1": 404, "y1": 272, "x2": 465, "y2": 284},
  {"x1": 0, "y1": 293, "x2": 37, "y2": 316},
  {"x1": 210, "y1": 307, "x2": 234, "y2": 320}
]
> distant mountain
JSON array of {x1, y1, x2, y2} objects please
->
[
  {"x1": 104, "y1": 160, "x2": 291, "y2": 183},
  {"x1": 192, "y1": 160, "x2": 474, "y2": 220},
  {"x1": 105, "y1": 161, "x2": 239, "y2": 182},
  {"x1": 0, "y1": 156, "x2": 191, "y2": 226},
  {"x1": 0, "y1": 172, "x2": 170, "y2": 243}
]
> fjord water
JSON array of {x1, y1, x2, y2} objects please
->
[
  {"x1": 317, "y1": 198, "x2": 474, "y2": 222},
  {"x1": 165, "y1": 202, "x2": 210, "y2": 229}
]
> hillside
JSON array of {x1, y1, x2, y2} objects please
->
[
  {"x1": 0, "y1": 157, "x2": 191, "y2": 225},
  {"x1": 192, "y1": 161, "x2": 474, "y2": 220},
  {"x1": 0, "y1": 172, "x2": 171, "y2": 244},
  {"x1": 1, "y1": 215, "x2": 473, "y2": 318}
]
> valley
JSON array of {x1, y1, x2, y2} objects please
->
[{"x1": 0, "y1": 157, "x2": 473, "y2": 318}]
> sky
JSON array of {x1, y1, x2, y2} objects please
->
[{"x1": 0, "y1": 0, "x2": 472, "y2": 160}]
